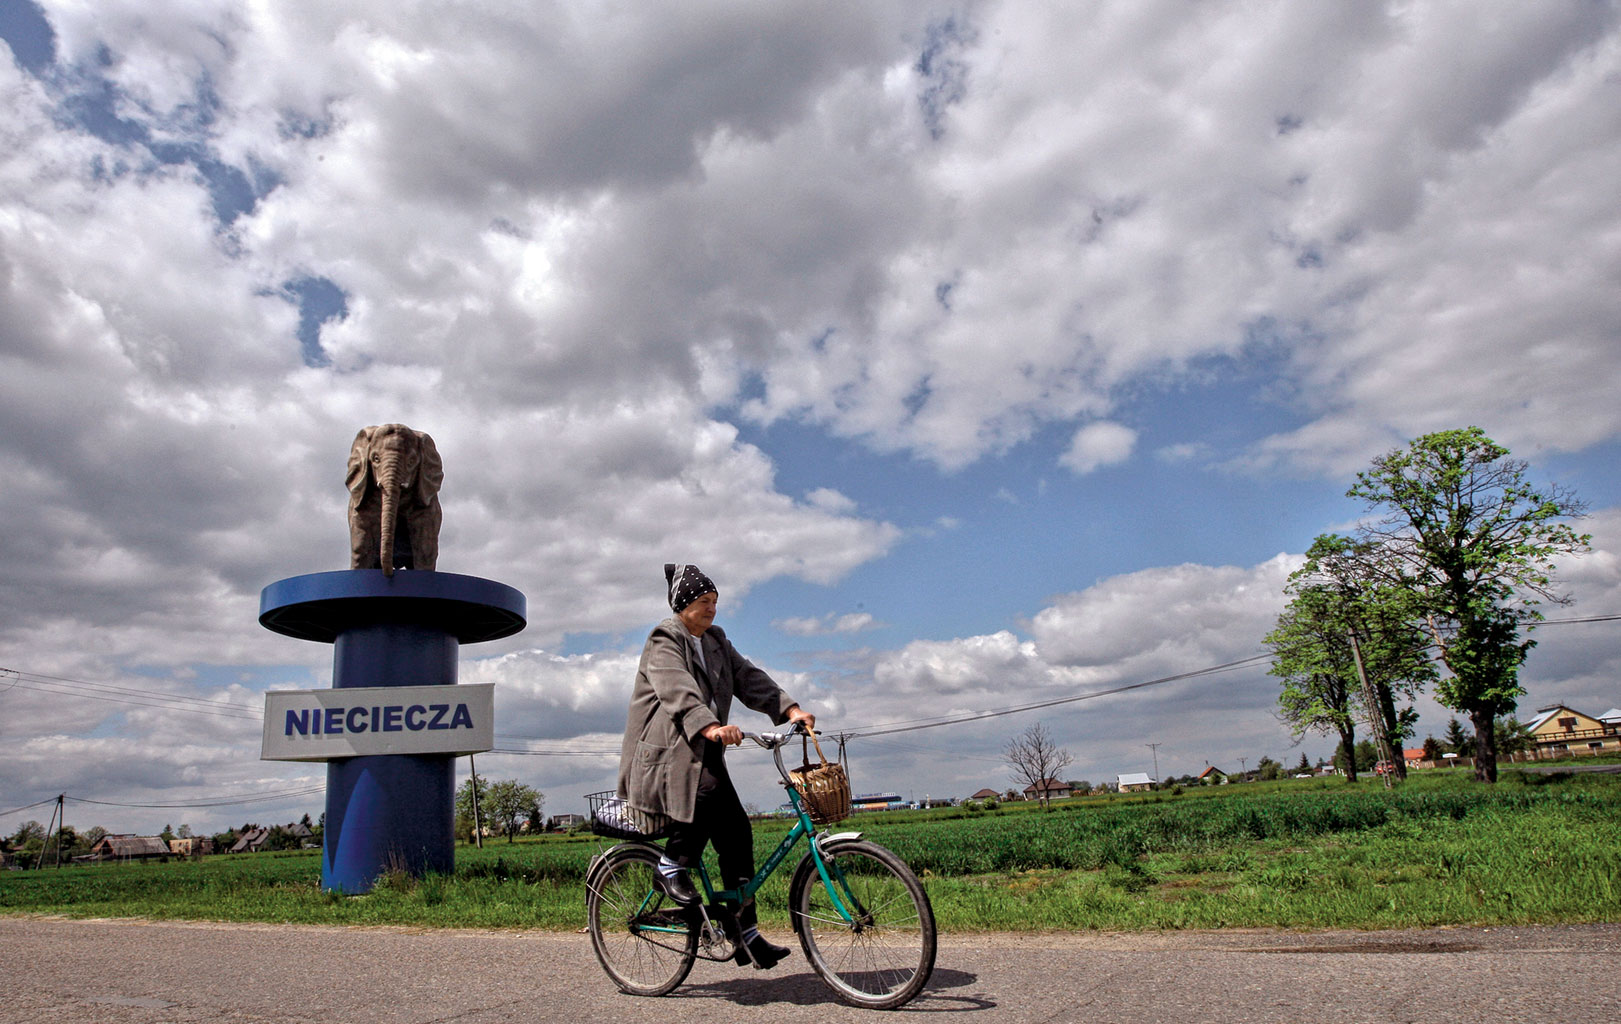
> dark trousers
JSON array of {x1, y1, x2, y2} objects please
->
[{"x1": 663, "y1": 740, "x2": 758, "y2": 928}]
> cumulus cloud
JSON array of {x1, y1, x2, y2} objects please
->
[
  {"x1": 774, "y1": 612, "x2": 880, "y2": 637},
  {"x1": 1028, "y1": 556, "x2": 1301, "y2": 672},
  {"x1": 1060, "y1": 421, "x2": 1138, "y2": 474}
]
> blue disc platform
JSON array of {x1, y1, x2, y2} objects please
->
[
  {"x1": 260, "y1": 569, "x2": 526, "y2": 644},
  {"x1": 260, "y1": 569, "x2": 525, "y2": 893}
]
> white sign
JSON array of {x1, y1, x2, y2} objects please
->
[{"x1": 261, "y1": 684, "x2": 494, "y2": 761}]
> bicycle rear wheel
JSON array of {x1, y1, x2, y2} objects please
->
[
  {"x1": 585, "y1": 845, "x2": 697, "y2": 996},
  {"x1": 790, "y1": 838, "x2": 936, "y2": 1009}
]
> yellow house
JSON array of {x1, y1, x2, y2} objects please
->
[{"x1": 1526, "y1": 704, "x2": 1621, "y2": 758}]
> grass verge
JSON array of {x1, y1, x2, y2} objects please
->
[{"x1": 3, "y1": 769, "x2": 1618, "y2": 931}]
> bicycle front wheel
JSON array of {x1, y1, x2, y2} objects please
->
[
  {"x1": 585, "y1": 846, "x2": 697, "y2": 996},
  {"x1": 790, "y1": 838, "x2": 936, "y2": 1009}
]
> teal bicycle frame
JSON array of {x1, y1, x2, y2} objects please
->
[{"x1": 632, "y1": 728, "x2": 860, "y2": 944}]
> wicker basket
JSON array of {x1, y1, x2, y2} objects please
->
[{"x1": 787, "y1": 728, "x2": 851, "y2": 825}]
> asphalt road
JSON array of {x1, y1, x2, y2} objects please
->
[{"x1": 2, "y1": 917, "x2": 1618, "y2": 1024}]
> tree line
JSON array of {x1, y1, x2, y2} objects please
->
[
  {"x1": 1266, "y1": 427, "x2": 1588, "y2": 784},
  {"x1": 453, "y1": 774, "x2": 545, "y2": 842},
  {"x1": 2, "y1": 816, "x2": 322, "y2": 867}
]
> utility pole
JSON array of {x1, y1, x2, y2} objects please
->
[
  {"x1": 1144, "y1": 742, "x2": 1162, "y2": 784},
  {"x1": 37, "y1": 794, "x2": 64, "y2": 869},
  {"x1": 1238, "y1": 757, "x2": 1248, "y2": 782},
  {"x1": 468, "y1": 754, "x2": 484, "y2": 848},
  {"x1": 1348, "y1": 630, "x2": 1396, "y2": 790}
]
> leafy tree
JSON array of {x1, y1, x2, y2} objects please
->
[
  {"x1": 1294, "y1": 753, "x2": 1312, "y2": 774},
  {"x1": 1421, "y1": 735, "x2": 1443, "y2": 762},
  {"x1": 1268, "y1": 584, "x2": 1362, "y2": 781},
  {"x1": 1494, "y1": 716, "x2": 1533, "y2": 759},
  {"x1": 1268, "y1": 538, "x2": 1434, "y2": 783},
  {"x1": 1355, "y1": 739, "x2": 1379, "y2": 771},
  {"x1": 1444, "y1": 717, "x2": 1471, "y2": 754},
  {"x1": 1333, "y1": 740, "x2": 1379, "y2": 774},
  {"x1": 1003, "y1": 723, "x2": 1074, "y2": 809},
  {"x1": 1347, "y1": 427, "x2": 1589, "y2": 782},
  {"x1": 1280, "y1": 536, "x2": 1437, "y2": 782},
  {"x1": 482, "y1": 780, "x2": 543, "y2": 842},
  {"x1": 8, "y1": 821, "x2": 46, "y2": 865},
  {"x1": 1256, "y1": 756, "x2": 1283, "y2": 781}
]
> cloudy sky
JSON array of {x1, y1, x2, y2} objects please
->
[{"x1": 4, "y1": 0, "x2": 1620, "y2": 835}]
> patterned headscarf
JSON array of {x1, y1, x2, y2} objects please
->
[{"x1": 665, "y1": 563, "x2": 717, "y2": 613}]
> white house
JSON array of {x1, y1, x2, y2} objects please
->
[{"x1": 1117, "y1": 772, "x2": 1155, "y2": 792}]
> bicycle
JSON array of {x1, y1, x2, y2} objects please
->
[{"x1": 583, "y1": 724, "x2": 937, "y2": 1009}]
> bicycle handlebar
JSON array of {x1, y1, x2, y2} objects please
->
[
  {"x1": 745, "y1": 720, "x2": 809, "y2": 750},
  {"x1": 742, "y1": 721, "x2": 818, "y2": 786}
]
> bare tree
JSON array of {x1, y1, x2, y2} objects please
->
[{"x1": 1004, "y1": 723, "x2": 1074, "y2": 809}]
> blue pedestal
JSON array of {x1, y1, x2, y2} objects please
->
[{"x1": 260, "y1": 570, "x2": 525, "y2": 893}]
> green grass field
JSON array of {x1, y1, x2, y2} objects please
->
[{"x1": 4, "y1": 768, "x2": 1618, "y2": 932}]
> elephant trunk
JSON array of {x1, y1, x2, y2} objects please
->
[{"x1": 376, "y1": 454, "x2": 401, "y2": 577}]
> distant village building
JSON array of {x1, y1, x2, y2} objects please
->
[
  {"x1": 1196, "y1": 766, "x2": 1228, "y2": 785},
  {"x1": 1526, "y1": 703, "x2": 1621, "y2": 758},
  {"x1": 547, "y1": 813, "x2": 585, "y2": 832},
  {"x1": 1117, "y1": 772, "x2": 1155, "y2": 792},
  {"x1": 1021, "y1": 778, "x2": 1071, "y2": 801},
  {"x1": 968, "y1": 788, "x2": 1001, "y2": 802},
  {"x1": 88, "y1": 835, "x2": 171, "y2": 862},
  {"x1": 850, "y1": 793, "x2": 906, "y2": 812},
  {"x1": 169, "y1": 836, "x2": 214, "y2": 857},
  {"x1": 229, "y1": 822, "x2": 314, "y2": 853}
]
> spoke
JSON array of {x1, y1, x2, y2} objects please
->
[{"x1": 804, "y1": 846, "x2": 933, "y2": 1003}]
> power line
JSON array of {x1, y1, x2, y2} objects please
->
[
  {"x1": 1, "y1": 787, "x2": 326, "y2": 821},
  {"x1": 0, "y1": 797, "x2": 60, "y2": 819},
  {"x1": 850, "y1": 652, "x2": 1272, "y2": 739},
  {"x1": 1537, "y1": 613, "x2": 1621, "y2": 625},
  {"x1": 845, "y1": 735, "x2": 1007, "y2": 763},
  {"x1": 0, "y1": 666, "x2": 262, "y2": 720},
  {"x1": 486, "y1": 746, "x2": 619, "y2": 756},
  {"x1": 67, "y1": 786, "x2": 327, "y2": 810}
]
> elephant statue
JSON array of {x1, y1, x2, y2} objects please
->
[{"x1": 347, "y1": 424, "x2": 443, "y2": 576}]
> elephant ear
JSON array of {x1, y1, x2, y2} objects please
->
[
  {"x1": 346, "y1": 426, "x2": 377, "y2": 504},
  {"x1": 414, "y1": 430, "x2": 444, "y2": 506}
]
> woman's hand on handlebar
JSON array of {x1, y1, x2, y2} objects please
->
[
  {"x1": 702, "y1": 723, "x2": 745, "y2": 745},
  {"x1": 787, "y1": 705, "x2": 816, "y2": 731}
]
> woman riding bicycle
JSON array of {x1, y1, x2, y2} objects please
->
[{"x1": 616, "y1": 563, "x2": 816, "y2": 970}]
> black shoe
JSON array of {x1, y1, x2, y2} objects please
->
[
  {"x1": 735, "y1": 933, "x2": 791, "y2": 970},
  {"x1": 657, "y1": 868, "x2": 700, "y2": 906}
]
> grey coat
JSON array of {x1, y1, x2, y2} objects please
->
[{"x1": 617, "y1": 617, "x2": 798, "y2": 824}]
